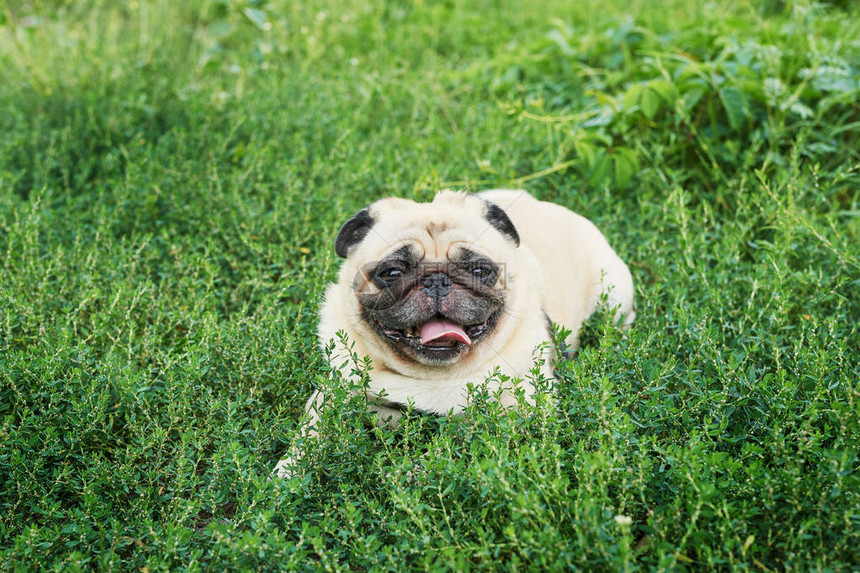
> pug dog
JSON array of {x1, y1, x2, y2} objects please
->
[{"x1": 273, "y1": 190, "x2": 634, "y2": 478}]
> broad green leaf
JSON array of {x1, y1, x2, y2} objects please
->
[
  {"x1": 719, "y1": 86, "x2": 747, "y2": 130},
  {"x1": 243, "y1": 8, "x2": 269, "y2": 30},
  {"x1": 582, "y1": 107, "x2": 615, "y2": 128},
  {"x1": 622, "y1": 84, "x2": 644, "y2": 111},
  {"x1": 787, "y1": 101, "x2": 814, "y2": 119},
  {"x1": 588, "y1": 153, "x2": 613, "y2": 188},
  {"x1": 613, "y1": 147, "x2": 639, "y2": 188},
  {"x1": 647, "y1": 79, "x2": 675, "y2": 103},
  {"x1": 640, "y1": 88, "x2": 661, "y2": 119},
  {"x1": 586, "y1": 131, "x2": 614, "y2": 147},
  {"x1": 591, "y1": 91, "x2": 619, "y2": 109},
  {"x1": 680, "y1": 86, "x2": 707, "y2": 111},
  {"x1": 573, "y1": 141, "x2": 596, "y2": 168}
]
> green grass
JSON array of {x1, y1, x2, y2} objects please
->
[{"x1": 1, "y1": 0, "x2": 858, "y2": 570}]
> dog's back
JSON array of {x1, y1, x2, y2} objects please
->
[{"x1": 480, "y1": 190, "x2": 635, "y2": 348}]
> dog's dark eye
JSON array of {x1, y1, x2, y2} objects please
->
[
  {"x1": 375, "y1": 267, "x2": 403, "y2": 284},
  {"x1": 471, "y1": 265, "x2": 497, "y2": 283}
]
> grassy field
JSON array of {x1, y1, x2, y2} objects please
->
[{"x1": 1, "y1": 0, "x2": 858, "y2": 570}]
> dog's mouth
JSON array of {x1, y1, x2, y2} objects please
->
[{"x1": 376, "y1": 314, "x2": 498, "y2": 354}]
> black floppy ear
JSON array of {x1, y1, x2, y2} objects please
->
[
  {"x1": 484, "y1": 201, "x2": 520, "y2": 246},
  {"x1": 335, "y1": 208, "x2": 375, "y2": 258}
]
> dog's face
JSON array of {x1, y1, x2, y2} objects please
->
[{"x1": 334, "y1": 191, "x2": 521, "y2": 366}]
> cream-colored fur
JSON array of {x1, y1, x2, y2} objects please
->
[
  {"x1": 273, "y1": 190, "x2": 634, "y2": 479},
  {"x1": 479, "y1": 190, "x2": 635, "y2": 343}
]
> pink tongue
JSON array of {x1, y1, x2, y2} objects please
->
[{"x1": 420, "y1": 318, "x2": 472, "y2": 346}]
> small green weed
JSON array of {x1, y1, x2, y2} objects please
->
[{"x1": 1, "y1": 0, "x2": 857, "y2": 570}]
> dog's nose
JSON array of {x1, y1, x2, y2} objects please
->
[{"x1": 421, "y1": 272, "x2": 452, "y2": 298}]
